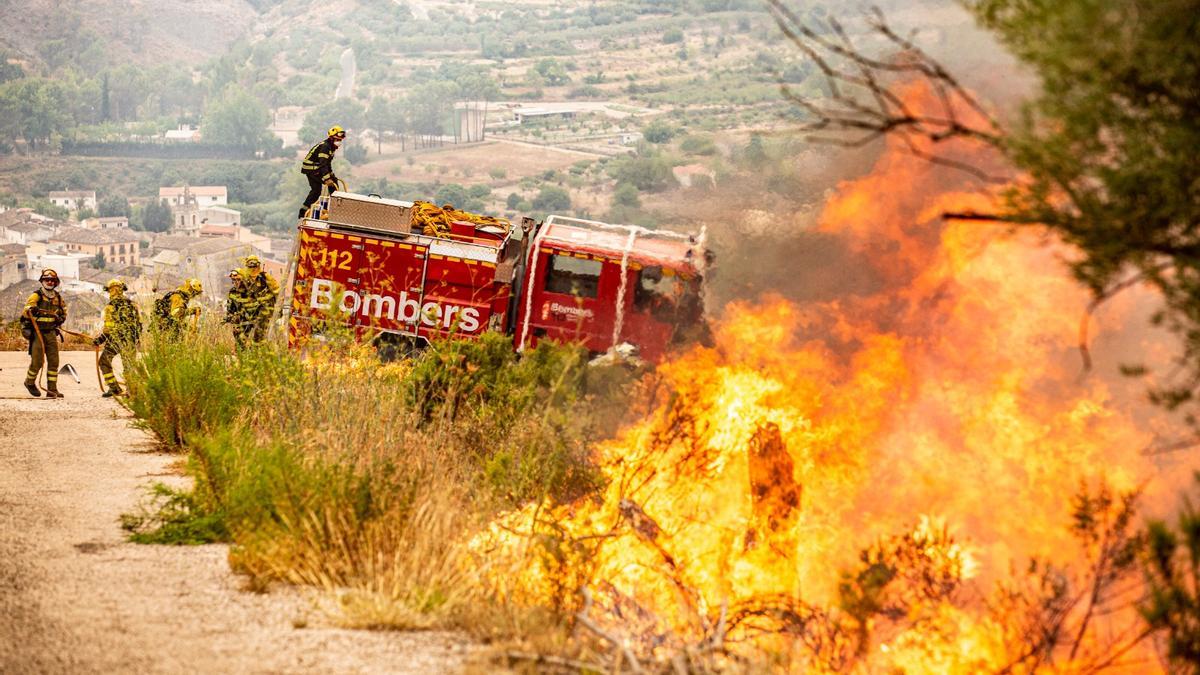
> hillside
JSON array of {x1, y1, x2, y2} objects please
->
[{"x1": 0, "y1": 0, "x2": 257, "y2": 70}]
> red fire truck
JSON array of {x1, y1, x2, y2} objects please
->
[{"x1": 284, "y1": 191, "x2": 709, "y2": 361}]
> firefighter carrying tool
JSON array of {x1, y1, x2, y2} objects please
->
[
  {"x1": 21, "y1": 269, "x2": 66, "y2": 398},
  {"x1": 233, "y1": 255, "x2": 278, "y2": 345},
  {"x1": 155, "y1": 278, "x2": 203, "y2": 335},
  {"x1": 94, "y1": 279, "x2": 142, "y2": 397},
  {"x1": 299, "y1": 125, "x2": 346, "y2": 219}
]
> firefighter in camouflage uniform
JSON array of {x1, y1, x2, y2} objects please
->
[
  {"x1": 235, "y1": 255, "x2": 279, "y2": 344},
  {"x1": 155, "y1": 278, "x2": 203, "y2": 335},
  {"x1": 94, "y1": 279, "x2": 142, "y2": 397},
  {"x1": 298, "y1": 125, "x2": 346, "y2": 218},
  {"x1": 21, "y1": 269, "x2": 67, "y2": 398},
  {"x1": 224, "y1": 269, "x2": 251, "y2": 347}
]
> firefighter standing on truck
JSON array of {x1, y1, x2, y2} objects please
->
[
  {"x1": 155, "y1": 278, "x2": 203, "y2": 335},
  {"x1": 95, "y1": 279, "x2": 141, "y2": 397},
  {"x1": 236, "y1": 255, "x2": 279, "y2": 343},
  {"x1": 21, "y1": 269, "x2": 66, "y2": 398},
  {"x1": 298, "y1": 125, "x2": 346, "y2": 218}
]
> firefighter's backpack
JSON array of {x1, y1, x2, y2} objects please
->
[
  {"x1": 154, "y1": 290, "x2": 183, "y2": 324},
  {"x1": 113, "y1": 298, "x2": 142, "y2": 343}
]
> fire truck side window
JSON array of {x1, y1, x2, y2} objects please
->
[{"x1": 545, "y1": 253, "x2": 602, "y2": 298}]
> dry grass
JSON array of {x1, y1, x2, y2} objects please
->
[
  {"x1": 352, "y1": 139, "x2": 591, "y2": 187},
  {"x1": 120, "y1": 320, "x2": 635, "y2": 635}
]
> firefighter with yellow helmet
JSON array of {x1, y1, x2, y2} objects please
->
[
  {"x1": 154, "y1": 278, "x2": 203, "y2": 335},
  {"x1": 94, "y1": 279, "x2": 142, "y2": 397},
  {"x1": 299, "y1": 125, "x2": 346, "y2": 218},
  {"x1": 223, "y1": 268, "x2": 250, "y2": 345},
  {"x1": 20, "y1": 269, "x2": 66, "y2": 397},
  {"x1": 235, "y1": 255, "x2": 279, "y2": 343}
]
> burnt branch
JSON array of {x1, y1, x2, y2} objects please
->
[
  {"x1": 766, "y1": 1, "x2": 1005, "y2": 181},
  {"x1": 942, "y1": 211, "x2": 1031, "y2": 223}
]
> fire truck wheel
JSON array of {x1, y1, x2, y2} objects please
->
[{"x1": 373, "y1": 333, "x2": 428, "y2": 363}]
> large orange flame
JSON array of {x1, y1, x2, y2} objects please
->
[{"x1": 474, "y1": 89, "x2": 1193, "y2": 670}]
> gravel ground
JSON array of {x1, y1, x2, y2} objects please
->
[{"x1": 0, "y1": 351, "x2": 470, "y2": 674}]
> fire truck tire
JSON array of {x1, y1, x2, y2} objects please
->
[{"x1": 373, "y1": 333, "x2": 428, "y2": 363}]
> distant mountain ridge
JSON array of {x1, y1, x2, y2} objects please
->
[{"x1": 0, "y1": 0, "x2": 258, "y2": 70}]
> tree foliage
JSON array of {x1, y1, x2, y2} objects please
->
[
  {"x1": 365, "y1": 96, "x2": 393, "y2": 154},
  {"x1": 643, "y1": 119, "x2": 677, "y2": 144},
  {"x1": 608, "y1": 154, "x2": 675, "y2": 192},
  {"x1": 612, "y1": 183, "x2": 641, "y2": 209},
  {"x1": 1140, "y1": 473, "x2": 1200, "y2": 670},
  {"x1": 532, "y1": 186, "x2": 571, "y2": 214},
  {"x1": 406, "y1": 81, "x2": 457, "y2": 140},
  {"x1": 533, "y1": 58, "x2": 571, "y2": 86},
  {"x1": 0, "y1": 78, "x2": 71, "y2": 151},
  {"x1": 98, "y1": 195, "x2": 131, "y2": 218},
  {"x1": 200, "y1": 85, "x2": 274, "y2": 152},
  {"x1": 138, "y1": 199, "x2": 172, "y2": 233},
  {"x1": 298, "y1": 98, "x2": 366, "y2": 145}
]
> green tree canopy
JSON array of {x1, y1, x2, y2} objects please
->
[
  {"x1": 0, "y1": 78, "x2": 72, "y2": 151},
  {"x1": 0, "y1": 52, "x2": 24, "y2": 83},
  {"x1": 98, "y1": 195, "x2": 131, "y2": 219},
  {"x1": 433, "y1": 183, "x2": 467, "y2": 207},
  {"x1": 405, "y1": 81, "x2": 456, "y2": 139},
  {"x1": 365, "y1": 96, "x2": 393, "y2": 154},
  {"x1": 643, "y1": 120, "x2": 677, "y2": 144},
  {"x1": 612, "y1": 183, "x2": 641, "y2": 209},
  {"x1": 532, "y1": 186, "x2": 571, "y2": 214},
  {"x1": 608, "y1": 154, "x2": 674, "y2": 192},
  {"x1": 298, "y1": 98, "x2": 367, "y2": 145},
  {"x1": 201, "y1": 85, "x2": 273, "y2": 151},
  {"x1": 138, "y1": 199, "x2": 172, "y2": 233},
  {"x1": 533, "y1": 58, "x2": 571, "y2": 86}
]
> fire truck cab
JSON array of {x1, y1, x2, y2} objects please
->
[
  {"x1": 285, "y1": 192, "x2": 708, "y2": 362},
  {"x1": 515, "y1": 215, "x2": 708, "y2": 362}
]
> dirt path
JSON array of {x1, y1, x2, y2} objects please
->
[{"x1": 0, "y1": 351, "x2": 469, "y2": 674}]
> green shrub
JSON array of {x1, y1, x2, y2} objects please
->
[
  {"x1": 122, "y1": 319, "x2": 637, "y2": 623},
  {"x1": 643, "y1": 120, "x2": 676, "y2": 144},
  {"x1": 680, "y1": 134, "x2": 717, "y2": 155},
  {"x1": 123, "y1": 327, "x2": 246, "y2": 448},
  {"x1": 532, "y1": 186, "x2": 571, "y2": 213}
]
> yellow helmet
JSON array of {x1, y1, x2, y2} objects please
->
[
  {"x1": 183, "y1": 278, "x2": 203, "y2": 294},
  {"x1": 228, "y1": 269, "x2": 242, "y2": 280},
  {"x1": 242, "y1": 254, "x2": 261, "y2": 268},
  {"x1": 328, "y1": 125, "x2": 346, "y2": 139},
  {"x1": 39, "y1": 269, "x2": 60, "y2": 284},
  {"x1": 104, "y1": 279, "x2": 127, "y2": 292}
]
